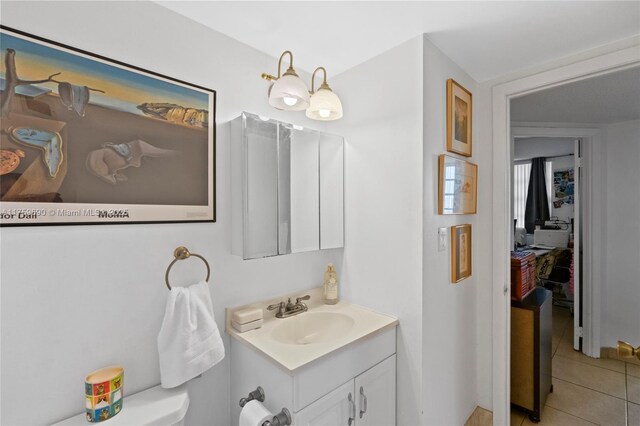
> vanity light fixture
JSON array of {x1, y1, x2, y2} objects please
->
[
  {"x1": 306, "y1": 67, "x2": 343, "y2": 121},
  {"x1": 261, "y1": 51, "x2": 343, "y2": 120},
  {"x1": 261, "y1": 50, "x2": 310, "y2": 111}
]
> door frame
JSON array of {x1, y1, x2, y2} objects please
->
[
  {"x1": 491, "y1": 45, "x2": 640, "y2": 425},
  {"x1": 511, "y1": 127, "x2": 601, "y2": 354}
]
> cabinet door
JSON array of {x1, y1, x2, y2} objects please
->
[
  {"x1": 294, "y1": 380, "x2": 355, "y2": 426},
  {"x1": 354, "y1": 355, "x2": 396, "y2": 426}
]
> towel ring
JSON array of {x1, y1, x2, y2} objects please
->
[{"x1": 165, "y1": 246, "x2": 211, "y2": 290}]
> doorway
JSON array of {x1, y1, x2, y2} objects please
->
[
  {"x1": 491, "y1": 46, "x2": 640, "y2": 426},
  {"x1": 508, "y1": 132, "x2": 588, "y2": 423}
]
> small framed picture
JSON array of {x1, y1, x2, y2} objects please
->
[
  {"x1": 446, "y1": 78, "x2": 472, "y2": 157},
  {"x1": 438, "y1": 154, "x2": 478, "y2": 215},
  {"x1": 451, "y1": 224, "x2": 472, "y2": 283}
]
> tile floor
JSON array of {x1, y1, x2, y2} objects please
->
[{"x1": 511, "y1": 306, "x2": 640, "y2": 426}]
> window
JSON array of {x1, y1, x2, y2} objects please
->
[
  {"x1": 442, "y1": 165, "x2": 456, "y2": 214},
  {"x1": 514, "y1": 160, "x2": 553, "y2": 229}
]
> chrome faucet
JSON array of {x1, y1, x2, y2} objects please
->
[{"x1": 267, "y1": 295, "x2": 311, "y2": 318}]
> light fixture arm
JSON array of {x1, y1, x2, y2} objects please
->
[
  {"x1": 277, "y1": 50, "x2": 296, "y2": 78},
  {"x1": 310, "y1": 67, "x2": 331, "y2": 93},
  {"x1": 262, "y1": 50, "x2": 297, "y2": 82}
]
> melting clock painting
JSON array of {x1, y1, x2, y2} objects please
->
[{"x1": 0, "y1": 27, "x2": 215, "y2": 225}]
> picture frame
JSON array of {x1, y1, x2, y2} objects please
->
[
  {"x1": 438, "y1": 154, "x2": 478, "y2": 215},
  {"x1": 0, "y1": 26, "x2": 216, "y2": 226},
  {"x1": 446, "y1": 78, "x2": 472, "y2": 157},
  {"x1": 451, "y1": 224, "x2": 472, "y2": 283}
]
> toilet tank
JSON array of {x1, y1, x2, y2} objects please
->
[{"x1": 53, "y1": 384, "x2": 189, "y2": 426}]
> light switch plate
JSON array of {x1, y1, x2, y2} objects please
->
[{"x1": 438, "y1": 227, "x2": 447, "y2": 252}]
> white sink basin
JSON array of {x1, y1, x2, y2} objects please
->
[
  {"x1": 271, "y1": 312, "x2": 355, "y2": 345},
  {"x1": 226, "y1": 289, "x2": 398, "y2": 371}
]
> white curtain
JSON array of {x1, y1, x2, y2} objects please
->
[
  {"x1": 514, "y1": 160, "x2": 553, "y2": 230},
  {"x1": 545, "y1": 161, "x2": 553, "y2": 215}
]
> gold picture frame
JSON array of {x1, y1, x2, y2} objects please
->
[
  {"x1": 446, "y1": 78, "x2": 472, "y2": 157},
  {"x1": 438, "y1": 154, "x2": 478, "y2": 215},
  {"x1": 451, "y1": 224, "x2": 472, "y2": 283}
]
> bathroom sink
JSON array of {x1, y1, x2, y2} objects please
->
[
  {"x1": 226, "y1": 288, "x2": 398, "y2": 371},
  {"x1": 271, "y1": 312, "x2": 355, "y2": 345}
]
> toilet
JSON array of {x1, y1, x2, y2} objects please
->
[{"x1": 53, "y1": 385, "x2": 189, "y2": 426}]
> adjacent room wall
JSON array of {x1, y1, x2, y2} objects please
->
[
  {"x1": 601, "y1": 119, "x2": 640, "y2": 348},
  {"x1": 513, "y1": 137, "x2": 574, "y2": 161},
  {"x1": 0, "y1": 2, "x2": 343, "y2": 425},
  {"x1": 513, "y1": 137, "x2": 576, "y2": 223},
  {"x1": 331, "y1": 36, "x2": 425, "y2": 426},
  {"x1": 422, "y1": 35, "x2": 486, "y2": 424}
]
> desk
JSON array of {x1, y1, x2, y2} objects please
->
[{"x1": 528, "y1": 247, "x2": 552, "y2": 257}]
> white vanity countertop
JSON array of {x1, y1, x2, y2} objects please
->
[{"x1": 225, "y1": 289, "x2": 398, "y2": 373}]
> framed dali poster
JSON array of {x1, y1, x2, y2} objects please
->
[
  {"x1": 451, "y1": 224, "x2": 472, "y2": 283},
  {"x1": 446, "y1": 78, "x2": 472, "y2": 157},
  {"x1": 0, "y1": 26, "x2": 216, "y2": 226}
]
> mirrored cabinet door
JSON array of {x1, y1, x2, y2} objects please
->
[
  {"x1": 231, "y1": 112, "x2": 344, "y2": 260},
  {"x1": 243, "y1": 114, "x2": 278, "y2": 258},
  {"x1": 278, "y1": 124, "x2": 321, "y2": 255}
]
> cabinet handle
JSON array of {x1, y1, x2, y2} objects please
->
[
  {"x1": 348, "y1": 392, "x2": 355, "y2": 426},
  {"x1": 359, "y1": 386, "x2": 368, "y2": 418}
]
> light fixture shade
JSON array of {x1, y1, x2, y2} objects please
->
[
  {"x1": 306, "y1": 88, "x2": 343, "y2": 121},
  {"x1": 268, "y1": 74, "x2": 310, "y2": 111}
]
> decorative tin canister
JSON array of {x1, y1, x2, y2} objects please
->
[{"x1": 85, "y1": 366, "x2": 124, "y2": 422}]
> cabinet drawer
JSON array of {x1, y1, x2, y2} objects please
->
[{"x1": 293, "y1": 327, "x2": 396, "y2": 411}]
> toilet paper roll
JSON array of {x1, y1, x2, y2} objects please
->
[{"x1": 239, "y1": 400, "x2": 273, "y2": 426}]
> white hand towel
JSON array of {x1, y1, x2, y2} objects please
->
[{"x1": 157, "y1": 280, "x2": 225, "y2": 388}]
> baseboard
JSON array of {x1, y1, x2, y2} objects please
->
[
  {"x1": 464, "y1": 406, "x2": 493, "y2": 426},
  {"x1": 601, "y1": 346, "x2": 640, "y2": 365}
]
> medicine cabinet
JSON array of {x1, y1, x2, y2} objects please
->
[{"x1": 231, "y1": 112, "x2": 344, "y2": 259}]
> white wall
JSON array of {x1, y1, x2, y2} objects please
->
[
  {"x1": 422, "y1": 36, "x2": 487, "y2": 424},
  {"x1": 330, "y1": 34, "x2": 492, "y2": 425},
  {"x1": 513, "y1": 137, "x2": 576, "y2": 222},
  {"x1": 0, "y1": 2, "x2": 343, "y2": 425},
  {"x1": 513, "y1": 137, "x2": 574, "y2": 161},
  {"x1": 331, "y1": 37, "x2": 425, "y2": 425},
  {"x1": 602, "y1": 119, "x2": 640, "y2": 348}
]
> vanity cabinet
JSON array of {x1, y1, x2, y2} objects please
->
[
  {"x1": 230, "y1": 325, "x2": 397, "y2": 426},
  {"x1": 296, "y1": 355, "x2": 396, "y2": 426}
]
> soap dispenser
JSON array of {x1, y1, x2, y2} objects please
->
[{"x1": 323, "y1": 263, "x2": 339, "y2": 305}]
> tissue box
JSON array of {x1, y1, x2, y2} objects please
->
[{"x1": 85, "y1": 366, "x2": 124, "y2": 422}]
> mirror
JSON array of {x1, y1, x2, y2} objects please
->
[{"x1": 231, "y1": 112, "x2": 344, "y2": 259}]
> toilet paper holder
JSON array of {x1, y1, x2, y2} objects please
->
[{"x1": 239, "y1": 386, "x2": 292, "y2": 426}]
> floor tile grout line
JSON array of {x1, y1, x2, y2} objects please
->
[
  {"x1": 554, "y1": 352, "x2": 628, "y2": 375},
  {"x1": 552, "y1": 314, "x2": 570, "y2": 357},
  {"x1": 542, "y1": 403, "x2": 601, "y2": 425},
  {"x1": 626, "y1": 362, "x2": 640, "y2": 379},
  {"x1": 551, "y1": 377, "x2": 628, "y2": 402},
  {"x1": 554, "y1": 353, "x2": 627, "y2": 380}
]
